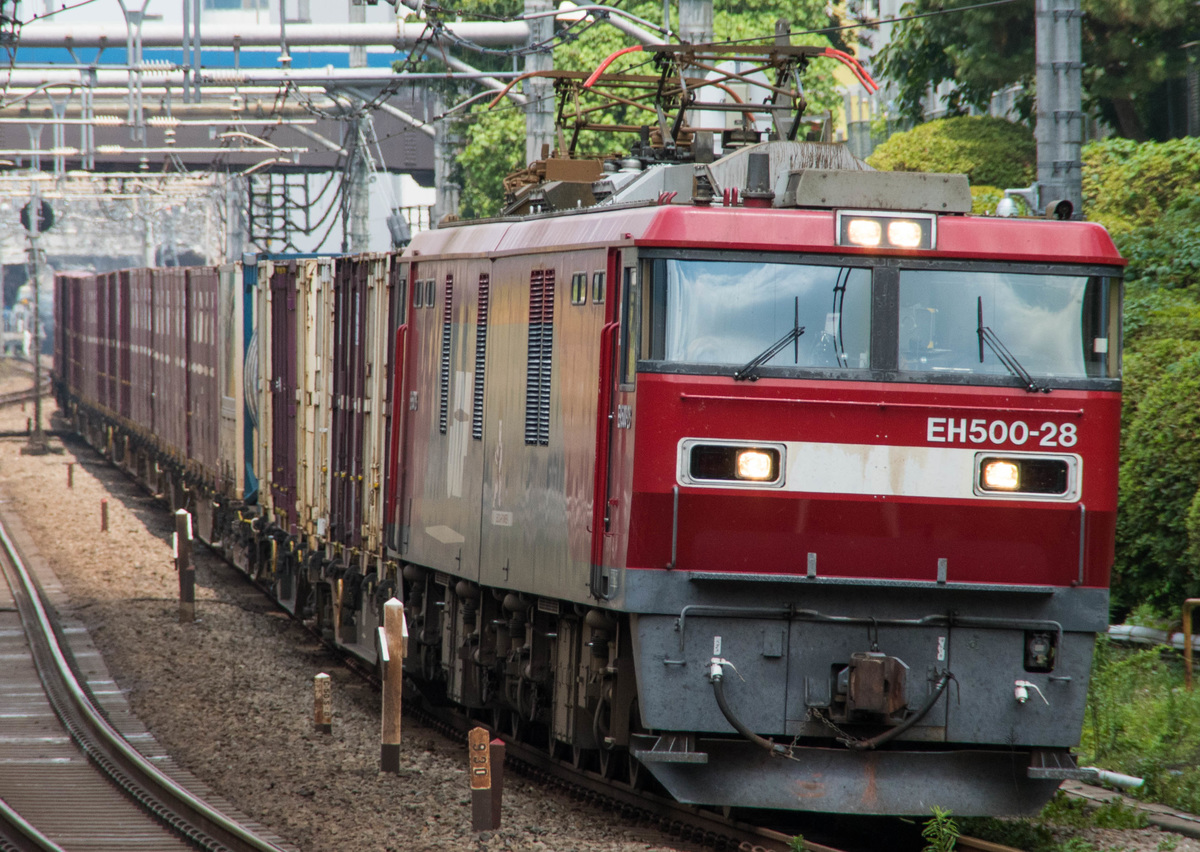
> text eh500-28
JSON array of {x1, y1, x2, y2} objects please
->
[{"x1": 926, "y1": 417, "x2": 1078, "y2": 447}]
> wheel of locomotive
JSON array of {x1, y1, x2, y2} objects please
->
[
  {"x1": 597, "y1": 745, "x2": 623, "y2": 780},
  {"x1": 626, "y1": 751, "x2": 644, "y2": 790},
  {"x1": 625, "y1": 699, "x2": 647, "y2": 790},
  {"x1": 490, "y1": 704, "x2": 508, "y2": 735},
  {"x1": 507, "y1": 708, "x2": 524, "y2": 740},
  {"x1": 571, "y1": 745, "x2": 592, "y2": 771}
]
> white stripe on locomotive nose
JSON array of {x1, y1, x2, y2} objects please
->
[{"x1": 785, "y1": 442, "x2": 975, "y2": 499}]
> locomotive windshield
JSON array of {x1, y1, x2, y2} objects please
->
[
  {"x1": 643, "y1": 254, "x2": 1121, "y2": 385},
  {"x1": 657, "y1": 259, "x2": 872, "y2": 369},
  {"x1": 899, "y1": 269, "x2": 1118, "y2": 380}
]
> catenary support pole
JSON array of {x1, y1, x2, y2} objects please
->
[
  {"x1": 1035, "y1": 0, "x2": 1083, "y2": 216},
  {"x1": 431, "y1": 90, "x2": 461, "y2": 224},
  {"x1": 20, "y1": 155, "x2": 49, "y2": 457},
  {"x1": 678, "y1": 0, "x2": 712, "y2": 44},
  {"x1": 523, "y1": 0, "x2": 555, "y2": 165}
]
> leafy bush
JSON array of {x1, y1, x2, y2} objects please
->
[
  {"x1": 969, "y1": 185, "x2": 1002, "y2": 215},
  {"x1": 1110, "y1": 195, "x2": 1200, "y2": 291},
  {"x1": 1123, "y1": 284, "x2": 1200, "y2": 347},
  {"x1": 1083, "y1": 137, "x2": 1200, "y2": 236},
  {"x1": 1120, "y1": 338, "x2": 1200, "y2": 434},
  {"x1": 960, "y1": 792, "x2": 1144, "y2": 852},
  {"x1": 1113, "y1": 349, "x2": 1200, "y2": 614},
  {"x1": 1081, "y1": 639, "x2": 1200, "y2": 815},
  {"x1": 865, "y1": 116, "x2": 1035, "y2": 188}
]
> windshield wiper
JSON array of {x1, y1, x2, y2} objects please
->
[
  {"x1": 734, "y1": 297, "x2": 805, "y2": 382},
  {"x1": 976, "y1": 297, "x2": 1048, "y2": 394}
]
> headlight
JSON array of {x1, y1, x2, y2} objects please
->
[
  {"x1": 887, "y1": 219, "x2": 923, "y2": 249},
  {"x1": 683, "y1": 442, "x2": 784, "y2": 487},
  {"x1": 736, "y1": 449, "x2": 774, "y2": 481},
  {"x1": 846, "y1": 218, "x2": 882, "y2": 247},
  {"x1": 836, "y1": 211, "x2": 936, "y2": 250},
  {"x1": 976, "y1": 455, "x2": 1074, "y2": 497},
  {"x1": 982, "y1": 459, "x2": 1020, "y2": 490}
]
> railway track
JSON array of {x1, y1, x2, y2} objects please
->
[
  {"x1": 0, "y1": 515, "x2": 298, "y2": 852},
  {"x1": 0, "y1": 421, "x2": 1030, "y2": 852},
  {"x1": 0, "y1": 382, "x2": 51, "y2": 408},
  {"x1": 342, "y1": 629, "x2": 1022, "y2": 852},
  {"x1": 0, "y1": 358, "x2": 50, "y2": 408}
]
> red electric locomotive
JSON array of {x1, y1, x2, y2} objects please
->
[
  {"x1": 385, "y1": 45, "x2": 1122, "y2": 816},
  {"x1": 52, "y1": 43, "x2": 1124, "y2": 818}
]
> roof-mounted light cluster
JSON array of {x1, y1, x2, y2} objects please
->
[{"x1": 836, "y1": 211, "x2": 936, "y2": 251}]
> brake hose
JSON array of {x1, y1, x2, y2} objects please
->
[{"x1": 709, "y1": 659, "x2": 790, "y2": 758}]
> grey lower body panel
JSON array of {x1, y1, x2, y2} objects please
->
[{"x1": 644, "y1": 739, "x2": 1062, "y2": 816}]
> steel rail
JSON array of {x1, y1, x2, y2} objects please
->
[
  {"x1": 0, "y1": 516, "x2": 295, "y2": 852},
  {"x1": 0, "y1": 796, "x2": 66, "y2": 852}
]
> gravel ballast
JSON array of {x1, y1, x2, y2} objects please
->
[
  {"x1": 1, "y1": 362, "x2": 1196, "y2": 852},
  {"x1": 0, "y1": 369, "x2": 675, "y2": 852}
]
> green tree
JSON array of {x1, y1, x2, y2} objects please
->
[{"x1": 874, "y1": 0, "x2": 1200, "y2": 141}]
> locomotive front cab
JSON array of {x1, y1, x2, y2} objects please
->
[{"x1": 612, "y1": 197, "x2": 1124, "y2": 815}]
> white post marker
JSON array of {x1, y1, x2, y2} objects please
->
[
  {"x1": 314, "y1": 672, "x2": 332, "y2": 734},
  {"x1": 175, "y1": 509, "x2": 194, "y2": 623},
  {"x1": 380, "y1": 597, "x2": 407, "y2": 772}
]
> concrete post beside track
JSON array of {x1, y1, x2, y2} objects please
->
[
  {"x1": 314, "y1": 673, "x2": 332, "y2": 734},
  {"x1": 468, "y1": 727, "x2": 504, "y2": 831},
  {"x1": 380, "y1": 597, "x2": 407, "y2": 772},
  {"x1": 175, "y1": 509, "x2": 194, "y2": 623}
]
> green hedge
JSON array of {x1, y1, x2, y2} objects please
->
[
  {"x1": 1083, "y1": 137, "x2": 1200, "y2": 236},
  {"x1": 865, "y1": 116, "x2": 1035, "y2": 188},
  {"x1": 1113, "y1": 348, "x2": 1200, "y2": 613}
]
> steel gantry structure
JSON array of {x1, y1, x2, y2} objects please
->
[{"x1": 0, "y1": 0, "x2": 681, "y2": 252}]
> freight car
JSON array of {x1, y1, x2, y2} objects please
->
[{"x1": 53, "y1": 43, "x2": 1124, "y2": 817}]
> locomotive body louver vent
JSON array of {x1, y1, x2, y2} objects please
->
[
  {"x1": 524, "y1": 269, "x2": 555, "y2": 445},
  {"x1": 472, "y1": 274, "x2": 489, "y2": 441},
  {"x1": 438, "y1": 274, "x2": 453, "y2": 435}
]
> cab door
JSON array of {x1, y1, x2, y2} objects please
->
[{"x1": 593, "y1": 252, "x2": 639, "y2": 599}]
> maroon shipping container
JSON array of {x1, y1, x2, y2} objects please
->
[
  {"x1": 186, "y1": 266, "x2": 221, "y2": 483},
  {"x1": 268, "y1": 261, "x2": 300, "y2": 533},
  {"x1": 96, "y1": 272, "x2": 111, "y2": 411},
  {"x1": 80, "y1": 274, "x2": 101, "y2": 408},
  {"x1": 129, "y1": 268, "x2": 154, "y2": 433},
  {"x1": 52, "y1": 275, "x2": 63, "y2": 387},
  {"x1": 54, "y1": 274, "x2": 83, "y2": 397},
  {"x1": 330, "y1": 257, "x2": 368, "y2": 549},
  {"x1": 118, "y1": 271, "x2": 132, "y2": 419},
  {"x1": 103, "y1": 271, "x2": 121, "y2": 413},
  {"x1": 67, "y1": 276, "x2": 83, "y2": 397},
  {"x1": 153, "y1": 267, "x2": 189, "y2": 459}
]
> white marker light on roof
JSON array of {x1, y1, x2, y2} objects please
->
[
  {"x1": 846, "y1": 218, "x2": 882, "y2": 247},
  {"x1": 888, "y1": 219, "x2": 923, "y2": 249}
]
